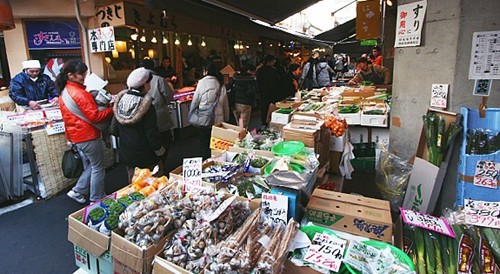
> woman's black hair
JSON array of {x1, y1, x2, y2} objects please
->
[
  {"x1": 204, "y1": 62, "x2": 223, "y2": 84},
  {"x1": 55, "y1": 60, "x2": 88, "y2": 92}
]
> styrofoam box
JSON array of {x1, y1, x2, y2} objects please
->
[
  {"x1": 271, "y1": 109, "x2": 293, "y2": 125},
  {"x1": 360, "y1": 112, "x2": 389, "y2": 127},
  {"x1": 338, "y1": 111, "x2": 361, "y2": 125}
]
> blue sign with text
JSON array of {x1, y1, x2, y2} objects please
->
[{"x1": 25, "y1": 21, "x2": 81, "y2": 50}]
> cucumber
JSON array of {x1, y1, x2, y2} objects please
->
[{"x1": 414, "y1": 227, "x2": 427, "y2": 274}]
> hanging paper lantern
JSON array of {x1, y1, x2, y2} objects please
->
[{"x1": 0, "y1": 0, "x2": 15, "y2": 31}]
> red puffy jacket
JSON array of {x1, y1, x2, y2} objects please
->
[{"x1": 59, "y1": 81, "x2": 113, "y2": 143}]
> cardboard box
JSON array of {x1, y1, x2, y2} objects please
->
[
  {"x1": 209, "y1": 136, "x2": 235, "y2": 151},
  {"x1": 276, "y1": 100, "x2": 302, "y2": 109},
  {"x1": 73, "y1": 245, "x2": 113, "y2": 274},
  {"x1": 329, "y1": 151, "x2": 342, "y2": 174},
  {"x1": 211, "y1": 122, "x2": 246, "y2": 142},
  {"x1": 329, "y1": 131, "x2": 346, "y2": 152},
  {"x1": 271, "y1": 108, "x2": 294, "y2": 125},
  {"x1": 306, "y1": 189, "x2": 393, "y2": 243},
  {"x1": 111, "y1": 230, "x2": 172, "y2": 274},
  {"x1": 402, "y1": 109, "x2": 459, "y2": 214},
  {"x1": 68, "y1": 208, "x2": 110, "y2": 258},
  {"x1": 342, "y1": 89, "x2": 375, "y2": 98}
]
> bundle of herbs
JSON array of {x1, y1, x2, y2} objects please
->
[{"x1": 422, "y1": 113, "x2": 462, "y2": 166}]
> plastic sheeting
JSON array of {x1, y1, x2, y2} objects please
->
[{"x1": 0, "y1": 124, "x2": 23, "y2": 201}]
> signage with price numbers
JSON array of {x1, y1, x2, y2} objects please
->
[
  {"x1": 182, "y1": 157, "x2": 203, "y2": 192},
  {"x1": 464, "y1": 199, "x2": 500, "y2": 229},
  {"x1": 45, "y1": 121, "x2": 65, "y2": 135},
  {"x1": 44, "y1": 108, "x2": 62, "y2": 120},
  {"x1": 474, "y1": 160, "x2": 499, "y2": 189},
  {"x1": 304, "y1": 233, "x2": 346, "y2": 272},
  {"x1": 430, "y1": 84, "x2": 448, "y2": 108},
  {"x1": 261, "y1": 193, "x2": 288, "y2": 225},
  {"x1": 400, "y1": 208, "x2": 455, "y2": 237}
]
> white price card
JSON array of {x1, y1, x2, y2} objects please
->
[
  {"x1": 45, "y1": 122, "x2": 65, "y2": 135},
  {"x1": 464, "y1": 199, "x2": 500, "y2": 229},
  {"x1": 261, "y1": 193, "x2": 288, "y2": 225},
  {"x1": 6, "y1": 113, "x2": 26, "y2": 125},
  {"x1": 44, "y1": 108, "x2": 62, "y2": 120},
  {"x1": 25, "y1": 110, "x2": 45, "y2": 122},
  {"x1": 400, "y1": 208, "x2": 455, "y2": 237},
  {"x1": 205, "y1": 196, "x2": 237, "y2": 223},
  {"x1": 474, "y1": 160, "x2": 499, "y2": 189},
  {"x1": 182, "y1": 157, "x2": 203, "y2": 192},
  {"x1": 430, "y1": 84, "x2": 448, "y2": 108},
  {"x1": 304, "y1": 233, "x2": 346, "y2": 272}
]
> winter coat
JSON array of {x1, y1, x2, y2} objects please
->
[
  {"x1": 256, "y1": 65, "x2": 280, "y2": 104},
  {"x1": 229, "y1": 72, "x2": 257, "y2": 106},
  {"x1": 190, "y1": 76, "x2": 229, "y2": 124},
  {"x1": 9, "y1": 72, "x2": 59, "y2": 106},
  {"x1": 113, "y1": 89, "x2": 165, "y2": 168},
  {"x1": 149, "y1": 74, "x2": 174, "y2": 132},
  {"x1": 316, "y1": 61, "x2": 335, "y2": 87},
  {"x1": 59, "y1": 81, "x2": 113, "y2": 143},
  {"x1": 279, "y1": 72, "x2": 299, "y2": 101},
  {"x1": 300, "y1": 59, "x2": 319, "y2": 89}
]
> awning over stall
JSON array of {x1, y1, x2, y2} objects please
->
[{"x1": 314, "y1": 18, "x2": 356, "y2": 43}]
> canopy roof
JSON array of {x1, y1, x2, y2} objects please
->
[{"x1": 314, "y1": 18, "x2": 356, "y2": 43}]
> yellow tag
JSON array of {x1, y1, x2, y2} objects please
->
[{"x1": 437, "y1": 134, "x2": 442, "y2": 147}]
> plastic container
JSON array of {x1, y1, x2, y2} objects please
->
[{"x1": 272, "y1": 141, "x2": 305, "y2": 156}]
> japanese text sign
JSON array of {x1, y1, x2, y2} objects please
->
[
  {"x1": 95, "y1": 3, "x2": 125, "y2": 28},
  {"x1": 182, "y1": 157, "x2": 203, "y2": 192},
  {"x1": 88, "y1": 26, "x2": 115, "y2": 53},
  {"x1": 400, "y1": 208, "x2": 455, "y2": 237},
  {"x1": 395, "y1": 0, "x2": 427, "y2": 47},
  {"x1": 430, "y1": 84, "x2": 449, "y2": 108},
  {"x1": 356, "y1": 0, "x2": 381, "y2": 40},
  {"x1": 261, "y1": 193, "x2": 288, "y2": 225},
  {"x1": 44, "y1": 108, "x2": 63, "y2": 120},
  {"x1": 464, "y1": 199, "x2": 500, "y2": 229},
  {"x1": 304, "y1": 233, "x2": 347, "y2": 272},
  {"x1": 468, "y1": 30, "x2": 500, "y2": 79},
  {"x1": 474, "y1": 160, "x2": 499, "y2": 189},
  {"x1": 25, "y1": 21, "x2": 81, "y2": 50}
]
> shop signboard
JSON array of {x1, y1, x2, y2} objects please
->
[
  {"x1": 394, "y1": 0, "x2": 427, "y2": 47},
  {"x1": 95, "y1": 2, "x2": 126, "y2": 28},
  {"x1": 468, "y1": 30, "x2": 500, "y2": 80},
  {"x1": 356, "y1": 0, "x2": 381, "y2": 40},
  {"x1": 25, "y1": 21, "x2": 81, "y2": 50},
  {"x1": 88, "y1": 26, "x2": 116, "y2": 53}
]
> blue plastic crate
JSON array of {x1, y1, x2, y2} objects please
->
[{"x1": 456, "y1": 107, "x2": 500, "y2": 206}]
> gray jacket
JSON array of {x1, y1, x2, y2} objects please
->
[
  {"x1": 149, "y1": 74, "x2": 174, "y2": 132},
  {"x1": 316, "y1": 62, "x2": 335, "y2": 87},
  {"x1": 190, "y1": 76, "x2": 229, "y2": 124}
]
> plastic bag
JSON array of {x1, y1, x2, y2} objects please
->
[{"x1": 375, "y1": 144, "x2": 412, "y2": 213}]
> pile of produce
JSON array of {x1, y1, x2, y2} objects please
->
[
  {"x1": 162, "y1": 198, "x2": 252, "y2": 273},
  {"x1": 422, "y1": 113, "x2": 462, "y2": 166},
  {"x1": 85, "y1": 195, "x2": 136, "y2": 235},
  {"x1": 338, "y1": 104, "x2": 360, "y2": 114},
  {"x1": 227, "y1": 175, "x2": 269, "y2": 199},
  {"x1": 237, "y1": 129, "x2": 282, "y2": 151},
  {"x1": 202, "y1": 163, "x2": 240, "y2": 184},
  {"x1": 118, "y1": 185, "x2": 226, "y2": 247},
  {"x1": 324, "y1": 115, "x2": 348, "y2": 137},
  {"x1": 299, "y1": 102, "x2": 334, "y2": 113},
  {"x1": 466, "y1": 128, "x2": 500, "y2": 154},
  {"x1": 204, "y1": 209, "x2": 300, "y2": 274},
  {"x1": 231, "y1": 151, "x2": 270, "y2": 174},
  {"x1": 116, "y1": 167, "x2": 170, "y2": 198}
]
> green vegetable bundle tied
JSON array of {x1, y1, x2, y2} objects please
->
[{"x1": 422, "y1": 113, "x2": 462, "y2": 166}]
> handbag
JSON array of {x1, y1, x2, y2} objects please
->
[
  {"x1": 188, "y1": 84, "x2": 222, "y2": 128},
  {"x1": 61, "y1": 144, "x2": 83, "y2": 178}
]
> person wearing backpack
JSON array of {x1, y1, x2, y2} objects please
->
[
  {"x1": 299, "y1": 50, "x2": 320, "y2": 90},
  {"x1": 316, "y1": 56, "x2": 335, "y2": 87},
  {"x1": 228, "y1": 64, "x2": 257, "y2": 129}
]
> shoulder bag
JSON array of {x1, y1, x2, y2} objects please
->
[
  {"x1": 61, "y1": 144, "x2": 83, "y2": 178},
  {"x1": 188, "y1": 84, "x2": 222, "y2": 128}
]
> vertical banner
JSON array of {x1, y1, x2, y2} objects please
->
[
  {"x1": 468, "y1": 30, "x2": 500, "y2": 80},
  {"x1": 95, "y1": 2, "x2": 126, "y2": 28},
  {"x1": 356, "y1": 0, "x2": 381, "y2": 40},
  {"x1": 394, "y1": 0, "x2": 427, "y2": 47},
  {"x1": 88, "y1": 26, "x2": 116, "y2": 53}
]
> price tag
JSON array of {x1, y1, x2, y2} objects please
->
[
  {"x1": 304, "y1": 233, "x2": 346, "y2": 272},
  {"x1": 182, "y1": 157, "x2": 203, "y2": 192},
  {"x1": 25, "y1": 110, "x2": 45, "y2": 122},
  {"x1": 430, "y1": 84, "x2": 449, "y2": 108},
  {"x1": 261, "y1": 193, "x2": 288, "y2": 225},
  {"x1": 400, "y1": 208, "x2": 455, "y2": 237},
  {"x1": 6, "y1": 113, "x2": 26, "y2": 125},
  {"x1": 464, "y1": 199, "x2": 500, "y2": 229},
  {"x1": 45, "y1": 121, "x2": 65, "y2": 135},
  {"x1": 204, "y1": 196, "x2": 236, "y2": 223},
  {"x1": 44, "y1": 108, "x2": 62, "y2": 120},
  {"x1": 474, "y1": 160, "x2": 499, "y2": 189}
]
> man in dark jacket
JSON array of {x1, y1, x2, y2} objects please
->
[
  {"x1": 228, "y1": 65, "x2": 257, "y2": 129},
  {"x1": 279, "y1": 63, "x2": 302, "y2": 101},
  {"x1": 113, "y1": 68, "x2": 166, "y2": 181},
  {"x1": 256, "y1": 55, "x2": 280, "y2": 126},
  {"x1": 9, "y1": 60, "x2": 59, "y2": 110}
]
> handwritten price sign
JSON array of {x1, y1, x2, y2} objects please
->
[
  {"x1": 464, "y1": 199, "x2": 500, "y2": 229},
  {"x1": 400, "y1": 208, "x2": 455, "y2": 237},
  {"x1": 430, "y1": 84, "x2": 449, "y2": 108},
  {"x1": 474, "y1": 160, "x2": 499, "y2": 189},
  {"x1": 304, "y1": 233, "x2": 347, "y2": 272},
  {"x1": 182, "y1": 157, "x2": 203, "y2": 192},
  {"x1": 261, "y1": 193, "x2": 288, "y2": 225}
]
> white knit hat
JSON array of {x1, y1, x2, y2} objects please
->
[
  {"x1": 127, "y1": 67, "x2": 151, "y2": 89},
  {"x1": 22, "y1": 60, "x2": 41, "y2": 69}
]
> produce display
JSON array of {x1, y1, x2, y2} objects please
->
[
  {"x1": 203, "y1": 163, "x2": 240, "y2": 184},
  {"x1": 227, "y1": 175, "x2": 270, "y2": 199},
  {"x1": 232, "y1": 152, "x2": 270, "y2": 171},
  {"x1": 116, "y1": 167, "x2": 170, "y2": 198},
  {"x1": 237, "y1": 128, "x2": 282, "y2": 151},
  {"x1": 337, "y1": 104, "x2": 360, "y2": 114},
  {"x1": 422, "y1": 113, "x2": 462, "y2": 166},
  {"x1": 84, "y1": 194, "x2": 137, "y2": 236},
  {"x1": 466, "y1": 128, "x2": 500, "y2": 154},
  {"x1": 324, "y1": 115, "x2": 348, "y2": 137},
  {"x1": 299, "y1": 102, "x2": 335, "y2": 113}
]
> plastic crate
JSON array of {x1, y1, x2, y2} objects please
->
[
  {"x1": 351, "y1": 157, "x2": 376, "y2": 174},
  {"x1": 456, "y1": 107, "x2": 500, "y2": 206}
]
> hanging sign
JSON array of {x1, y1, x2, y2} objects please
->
[
  {"x1": 400, "y1": 208, "x2": 455, "y2": 237},
  {"x1": 394, "y1": 0, "x2": 427, "y2": 47},
  {"x1": 464, "y1": 199, "x2": 500, "y2": 229},
  {"x1": 356, "y1": 0, "x2": 381, "y2": 40},
  {"x1": 473, "y1": 79, "x2": 492, "y2": 96},
  {"x1": 468, "y1": 30, "x2": 500, "y2": 79},
  {"x1": 430, "y1": 84, "x2": 449, "y2": 108},
  {"x1": 182, "y1": 157, "x2": 203, "y2": 192},
  {"x1": 25, "y1": 21, "x2": 81, "y2": 50},
  {"x1": 304, "y1": 233, "x2": 347, "y2": 272},
  {"x1": 473, "y1": 160, "x2": 499, "y2": 189},
  {"x1": 88, "y1": 26, "x2": 116, "y2": 53},
  {"x1": 95, "y1": 2, "x2": 126, "y2": 28},
  {"x1": 261, "y1": 193, "x2": 288, "y2": 225}
]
